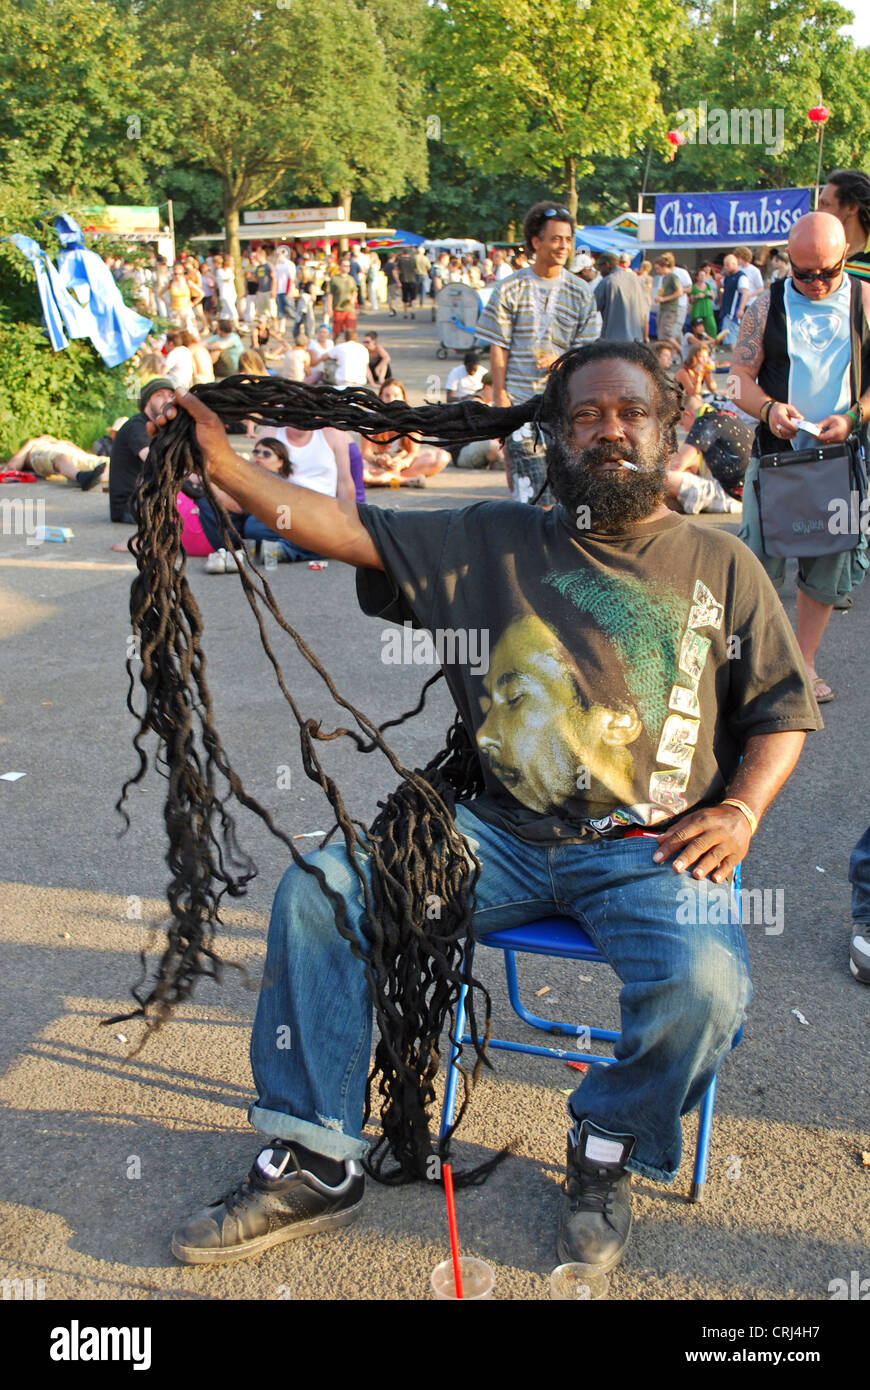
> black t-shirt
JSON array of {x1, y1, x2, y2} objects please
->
[
  {"x1": 255, "y1": 264, "x2": 273, "y2": 293},
  {"x1": 109, "y1": 414, "x2": 151, "y2": 521},
  {"x1": 720, "y1": 270, "x2": 745, "y2": 319},
  {"x1": 397, "y1": 251, "x2": 418, "y2": 284},
  {"x1": 355, "y1": 502, "x2": 821, "y2": 844},
  {"x1": 685, "y1": 406, "x2": 754, "y2": 493}
]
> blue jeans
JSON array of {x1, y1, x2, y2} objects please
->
[
  {"x1": 249, "y1": 804, "x2": 752, "y2": 1183},
  {"x1": 197, "y1": 496, "x2": 322, "y2": 562},
  {"x1": 850, "y1": 826, "x2": 870, "y2": 922}
]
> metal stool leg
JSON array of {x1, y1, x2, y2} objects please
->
[
  {"x1": 438, "y1": 982, "x2": 468, "y2": 1143},
  {"x1": 690, "y1": 1074, "x2": 717, "y2": 1202}
]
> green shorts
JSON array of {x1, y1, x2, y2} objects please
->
[
  {"x1": 739, "y1": 453, "x2": 868, "y2": 606},
  {"x1": 28, "y1": 443, "x2": 103, "y2": 478}
]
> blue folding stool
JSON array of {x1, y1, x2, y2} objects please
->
[{"x1": 439, "y1": 866, "x2": 743, "y2": 1202}]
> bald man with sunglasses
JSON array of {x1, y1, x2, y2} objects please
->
[{"x1": 730, "y1": 211, "x2": 870, "y2": 705}]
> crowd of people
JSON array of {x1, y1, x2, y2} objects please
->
[
  {"x1": 16, "y1": 180, "x2": 870, "y2": 617},
  {"x1": 17, "y1": 182, "x2": 870, "y2": 639}
]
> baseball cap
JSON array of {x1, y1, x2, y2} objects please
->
[
  {"x1": 573, "y1": 252, "x2": 595, "y2": 270},
  {"x1": 139, "y1": 377, "x2": 176, "y2": 413}
]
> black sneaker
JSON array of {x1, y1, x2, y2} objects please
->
[
  {"x1": 171, "y1": 1141, "x2": 365, "y2": 1265},
  {"x1": 850, "y1": 924, "x2": 870, "y2": 983},
  {"x1": 558, "y1": 1119, "x2": 635, "y2": 1273},
  {"x1": 77, "y1": 462, "x2": 106, "y2": 491}
]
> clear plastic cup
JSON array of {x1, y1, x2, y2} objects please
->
[
  {"x1": 549, "y1": 1263, "x2": 610, "y2": 1300},
  {"x1": 430, "y1": 1256, "x2": 495, "y2": 1300}
]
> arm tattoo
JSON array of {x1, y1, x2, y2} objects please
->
[{"x1": 733, "y1": 292, "x2": 769, "y2": 374}]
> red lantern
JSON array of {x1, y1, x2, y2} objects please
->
[
  {"x1": 666, "y1": 129, "x2": 687, "y2": 146},
  {"x1": 808, "y1": 105, "x2": 830, "y2": 124}
]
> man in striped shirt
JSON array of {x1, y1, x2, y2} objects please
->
[{"x1": 477, "y1": 201, "x2": 599, "y2": 505}]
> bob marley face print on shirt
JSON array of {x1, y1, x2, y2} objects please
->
[
  {"x1": 475, "y1": 564, "x2": 724, "y2": 832},
  {"x1": 476, "y1": 614, "x2": 643, "y2": 814}
]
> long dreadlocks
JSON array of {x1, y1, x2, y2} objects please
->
[{"x1": 113, "y1": 343, "x2": 679, "y2": 1185}]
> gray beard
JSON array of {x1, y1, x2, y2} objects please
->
[{"x1": 548, "y1": 434, "x2": 667, "y2": 531}]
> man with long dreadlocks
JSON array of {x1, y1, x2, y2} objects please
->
[{"x1": 131, "y1": 343, "x2": 821, "y2": 1274}]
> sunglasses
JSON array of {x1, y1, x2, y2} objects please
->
[
  {"x1": 252, "y1": 447, "x2": 275, "y2": 457},
  {"x1": 544, "y1": 207, "x2": 572, "y2": 220},
  {"x1": 790, "y1": 256, "x2": 845, "y2": 283}
]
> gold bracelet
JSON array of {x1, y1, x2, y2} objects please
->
[{"x1": 721, "y1": 798, "x2": 758, "y2": 836}]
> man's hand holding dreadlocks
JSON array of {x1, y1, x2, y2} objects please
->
[
  {"x1": 146, "y1": 389, "x2": 384, "y2": 570},
  {"x1": 145, "y1": 388, "x2": 244, "y2": 485}
]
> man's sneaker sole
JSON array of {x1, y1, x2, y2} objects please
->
[
  {"x1": 850, "y1": 926, "x2": 870, "y2": 983},
  {"x1": 170, "y1": 1194, "x2": 363, "y2": 1265}
]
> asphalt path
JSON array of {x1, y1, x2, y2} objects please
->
[{"x1": 1, "y1": 308, "x2": 868, "y2": 1309}]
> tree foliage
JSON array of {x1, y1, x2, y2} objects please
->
[
  {"x1": 1, "y1": 0, "x2": 869, "y2": 263},
  {"x1": 138, "y1": 0, "x2": 428, "y2": 273},
  {"x1": 428, "y1": 0, "x2": 686, "y2": 217},
  {"x1": 0, "y1": 0, "x2": 170, "y2": 199},
  {"x1": 0, "y1": 321, "x2": 133, "y2": 456},
  {"x1": 355, "y1": 138, "x2": 554, "y2": 241},
  {"x1": 659, "y1": 0, "x2": 870, "y2": 191}
]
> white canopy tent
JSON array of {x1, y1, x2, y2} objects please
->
[{"x1": 190, "y1": 220, "x2": 369, "y2": 244}]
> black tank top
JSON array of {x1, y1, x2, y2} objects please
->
[
  {"x1": 370, "y1": 351, "x2": 392, "y2": 382},
  {"x1": 755, "y1": 276, "x2": 869, "y2": 454}
]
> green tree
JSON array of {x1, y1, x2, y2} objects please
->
[
  {"x1": 0, "y1": 0, "x2": 169, "y2": 200},
  {"x1": 147, "y1": 166, "x2": 225, "y2": 244},
  {"x1": 140, "y1": 0, "x2": 428, "y2": 285},
  {"x1": 660, "y1": 0, "x2": 870, "y2": 192},
  {"x1": 428, "y1": 0, "x2": 685, "y2": 220}
]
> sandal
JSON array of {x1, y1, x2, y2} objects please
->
[{"x1": 812, "y1": 676, "x2": 835, "y2": 704}]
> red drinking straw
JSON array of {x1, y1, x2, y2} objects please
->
[{"x1": 442, "y1": 1162, "x2": 464, "y2": 1298}]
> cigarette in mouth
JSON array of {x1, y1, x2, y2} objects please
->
[{"x1": 619, "y1": 460, "x2": 640, "y2": 472}]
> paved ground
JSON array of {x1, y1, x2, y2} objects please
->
[{"x1": 0, "y1": 308, "x2": 868, "y2": 1305}]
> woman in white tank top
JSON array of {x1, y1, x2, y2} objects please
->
[
  {"x1": 269, "y1": 427, "x2": 338, "y2": 497},
  {"x1": 253, "y1": 424, "x2": 356, "y2": 503}
]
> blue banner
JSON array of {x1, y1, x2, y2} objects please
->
[{"x1": 654, "y1": 189, "x2": 811, "y2": 243}]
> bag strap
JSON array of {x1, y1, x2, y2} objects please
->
[
  {"x1": 849, "y1": 276, "x2": 861, "y2": 403},
  {"x1": 769, "y1": 275, "x2": 785, "y2": 312}
]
